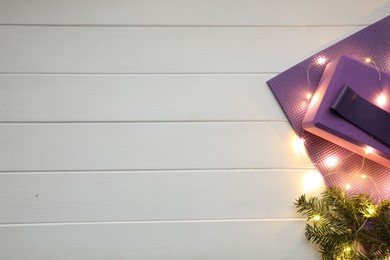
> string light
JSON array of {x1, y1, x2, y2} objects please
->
[
  {"x1": 320, "y1": 166, "x2": 380, "y2": 197},
  {"x1": 310, "y1": 93, "x2": 319, "y2": 106},
  {"x1": 292, "y1": 135, "x2": 306, "y2": 154},
  {"x1": 303, "y1": 54, "x2": 384, "y2": 200},
  {"x1": 364, "y1": 146, "x2": 373, "y2": 155},
  {"x1": 364, "y1": 57, "x2": 387, "y2": 112},
  {"x1": 344, "y1": 246, "x2": 351, "y2": 253},
  {"x1": 316, "y1": 57, "x2": 327, "y2": 65},
  {"x1": 294, "y1": 52, "x2": 388, "y2": 258},
  {"x1": 366, "y1": 205, "x2": 376, "y2": 216},
  {"x1": 324, "y1": 155, "x2": 338, "y2": 168},
  {"x1": 311, "y1": 141, "x2": 382, "y2": 199},
  {"x1": 341, "y1": 246, "x2": 352, "y2": 258},
  {"x1": 312, "y1": 215, "x2": 321, "y2": 221},
  {"x1": 306, "y1": 56, "x2": 327, "y2": 85},
  {"x1": 376, "y1": 93, "x2": 387, "y2": 106},
  {"x1": 302, "y1": 171, "x2": 324, "y2": 192}
]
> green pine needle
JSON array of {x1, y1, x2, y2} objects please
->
[{"x1": 295, "y1": 187, "x2": 390, "y2": 260}]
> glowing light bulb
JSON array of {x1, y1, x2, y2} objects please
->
[
  {"x1": 306, "y1": 93, "x2": 313, "y2": 100},
  {"x1": 316, "y1": 57, "x2": 327, "y2": 65},
  {"x1": 344, "y1": 247, "x2": 351, "y2": 252},
  {"x1": 345, "y1": 184, "x2": 351, "y2": 190},
  {"x1": 303, "y1": 171, "x2": 324, "y2": 192},
  {"x1": 292, "y1": 136, "x2": 306, "y2": 154},
  {"x1": 376, "y1": 93, "x2": 387, "y2": 107},
  {"x1": 367, "y1": 207, "x2": 375, "y2": 215},
  {"x1": 324, "y1": 155, "x2": 338, "y2": 168},
  {"x1": 364, "y1": 205, "x2": 376, "y2": 218},
  {"x1": 365, "y1": 57, "x2": 372, "y2": 63},
  {"x1": 312, "y1": 215, "x2": 321, "y2": 221},
  {"x1": 364, "y1": 146, "x2": 373, "y2": 155}
]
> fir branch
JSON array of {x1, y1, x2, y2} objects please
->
[{"x1": 295, "y1": 187, "x2": 390, "y2": 260}]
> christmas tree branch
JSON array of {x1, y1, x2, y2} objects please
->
[{"x1": 295, "y1": 187, "x2": 390, "y2": 260}]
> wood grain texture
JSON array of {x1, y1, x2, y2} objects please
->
[
  {"x1": 0, "y1": 221, "x2": 319, "y2": 260},
  {"x1": 0, "y1": 26, "x2": 361, "y2": 73},
  {"x1": 0, "y1": 0, "x2": 388, "y2": 26},
  {"x1": 0, "y1": 74, "x2": 286, "y2": 122},
  {"x1": 0, "y1": 122, "x2": 312, "y2": 171},
  {"x1": 0, "y1": 169, "x2": 324, "y2": 223}
]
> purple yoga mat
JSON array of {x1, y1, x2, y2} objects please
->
[{"x1": 267, "y1": 15, "x2": 390, "y2": 200}]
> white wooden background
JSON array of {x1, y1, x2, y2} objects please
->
[{"x1": 0, "y1": 1, "x2": 389, "y2": 259}]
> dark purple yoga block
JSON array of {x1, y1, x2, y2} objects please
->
[{"x1": 302, "y1": 55, "x2": 390, "y2": 168}]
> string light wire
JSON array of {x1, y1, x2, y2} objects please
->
[{"x1": 300, "y1": 55, "x2": 384, "y2": 200}]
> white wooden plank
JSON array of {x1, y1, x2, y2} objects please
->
[
  {"x1": 0, "y1": 221, "x2": 319, "y2": 260},
  {"x1": 0, "y1": 74, "x2": 285, "y2": 122},
  {"x1": 0, "y1": 0, "x2": 388, "y2": 26},
  {"x1": 0, "y1": 26, "x2": 361, "y2": 73},
  {"x1": 0, "y1": 169, "x2": 324, "y2": 223},
  {"x1": 0, "y1": 123, "x2": 312, "y2": 171}
]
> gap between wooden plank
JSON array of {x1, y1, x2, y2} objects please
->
[
  {"x1": 0, "y1": 24, "x2": 368, "y2": 27},
  {"x1": 0, "y1": 120, "x2": 288, "y2": 124},
  {"x1": 0, "y1": 167, "x2": 315, "y2": 174},
  {"x1": 0, "y1": 0, "x2": 387, "y2": 28},
  {"x1": 0, "y1": 72, "x2": 278, "y2": 75},
  {"x1": 0, "y1": 218, "x2": 307, "y2": 227}
]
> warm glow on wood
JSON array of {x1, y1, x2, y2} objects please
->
[{"x1": 302, "y1": 171, "x2": 324, "y2": 192}]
